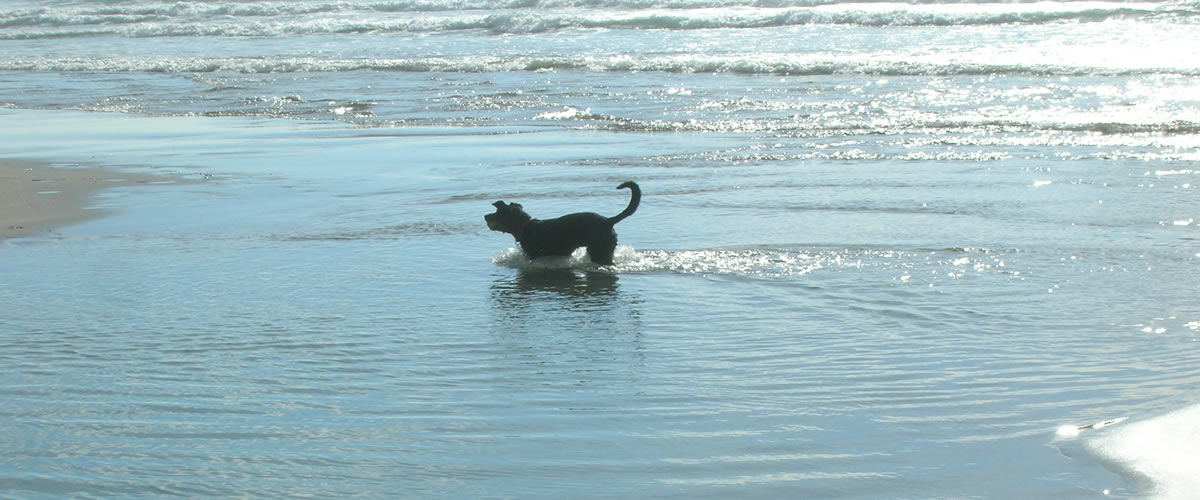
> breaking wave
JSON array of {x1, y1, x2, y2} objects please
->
[
  {"x1": 3, "y1": 55, "x2": 1195, "y2": 77},
  {"x1": 2, "y1": 1, "x2": 1194, "y2": 38},
  {"x1": 534, "y1": 107, "x2": 1200, "y2": 136}
]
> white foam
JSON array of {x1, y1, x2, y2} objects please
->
[
  {"x1": 1088, "y1": 404, "x2": 1200, "y2": 499},
  {"x1": 491, "y1": 245, "x2": 639, "y2": 270},
  {"x1": 491, "y1": 245, "x2": 832, "y2": 276},
  {"x1": 534, "y1": 106, "x2": 592, "y2": 121},
  {"x1": 0, "y1": 1, "x2": 1181, "y2": 37},
  {"x1": 4, "y1": 53, "x2": 1194, "y2": 79},
  {"x1": 491, "y1": 246, "x2": 1017, "y2": 280}
]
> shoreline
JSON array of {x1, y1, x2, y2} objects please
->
[{"x1": 0, "y1": 159, "x2": 184, "y2": 241}]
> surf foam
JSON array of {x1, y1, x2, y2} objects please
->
[{"x1": 3, "y1": 1, "x2": 1189, "y2": 38}]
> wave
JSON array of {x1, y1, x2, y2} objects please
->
[
  {"x1": 533, "y1": 106, "x2": 1200, "y2": 136},
  {"x1": 491, "y1": 244, "x2": 1025, "y2": 283},
  {"x1": 276, "y1": 222, "x2": 477, "y2": 241},
  {"x1": 492, "y1": 245, "x2": 839, "y2": 277},
  {"x1": 2, "y1": 1, "x2": 1194, "y2": 37},
  {"x1": 3, "y1": 54, "x2": 1195, "y2": 77}
]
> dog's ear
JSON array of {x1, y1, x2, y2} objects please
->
[{"x1": 492, "y1": 201, "x2": 506, "y2": 208}]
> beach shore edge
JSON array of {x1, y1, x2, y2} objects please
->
[{"x1": 1, "y1": 159, "x2": 184, "y2": 241}]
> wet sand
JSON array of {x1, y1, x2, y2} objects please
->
[{"x1": 0, "y1": 159, "x2": 179, "y2": 240}]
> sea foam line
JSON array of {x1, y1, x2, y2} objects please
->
[
  {"x1": 2, "y1": 55, "x2": 1195, "y2": 77},
  {"x1": 1, "y1": 2, "x2": 1192, "y2": 37}
]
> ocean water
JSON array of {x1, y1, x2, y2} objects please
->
[{"x1": 2, "y1": 0, "x2": 1199, "y2": 498}]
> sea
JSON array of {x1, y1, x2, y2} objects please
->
[{"x1": 1, "y1": 0, "x2": 1198, "y2": 498}]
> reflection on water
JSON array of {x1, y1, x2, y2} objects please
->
[
  {"x1": 489, "y1": 268, "x2": 642, "y2": 341},
  {"x1": 496, "y1": 268, "x2": 622, "y2": 298}
]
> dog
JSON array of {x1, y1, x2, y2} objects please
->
[{"x1": 485, "y1": 181, "x2": 640, "y2": 266}]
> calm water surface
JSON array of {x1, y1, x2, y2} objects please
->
[
  {"x1": 2, "y1": 0, "x2": 1199, "y2": 497},
  {"x1": 2, "y1": 111, "x2": 1197, "y2": 498}
]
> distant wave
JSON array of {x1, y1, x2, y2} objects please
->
[
  {"x1": 547, "y1": 110, "x2": 1200, "y2": 136},
  {"x1": 526, "y1": 106, "x2": 1200, "y2": 140},
  {"x1": 1, "y1": 1, "x2": 1194, "y2": 38},
  {"x1": 3, "y1": 55, "x2": 1195, "y2": 77}
]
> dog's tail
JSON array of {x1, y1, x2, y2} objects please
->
[{"x1": 609, "y1": 181, "x2": 640, "y2": 224}]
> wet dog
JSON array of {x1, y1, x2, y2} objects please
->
[{"x1": 485, "y1": 181, "x2": 640, "y2": 266}]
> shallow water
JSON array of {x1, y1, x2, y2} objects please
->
[
  {"x1": 2, "y1": 0, "x2": 1200, "y2": 497},
  {"x1": 2, "y1": 109, "x2": 1198, "y2": 498}
]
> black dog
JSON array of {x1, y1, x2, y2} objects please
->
[{"x1": 485, "y1": 181, "x2": 640, "y2": 266}]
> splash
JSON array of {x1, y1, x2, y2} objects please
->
[
  {"x1": 491, "y1": 246, "x2": 608, "y2": 270},
  {"x1": 1088, "y1": 405, "x2": 1200, "y2": 499},
  {"x1": 1055, "y1": 416, "x2": 1128, "y2": 439},
  {"x1": 492, "y1": 245, "x2": 912, "y2": 278}
]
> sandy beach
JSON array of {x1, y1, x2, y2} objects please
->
[{"x1": 0, "y1": 159, "x2": 177, "y2": 240}]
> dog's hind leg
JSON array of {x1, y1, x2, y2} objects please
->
[{"x1": 587, "y1": 240, "x2": 618, "y2": 266}]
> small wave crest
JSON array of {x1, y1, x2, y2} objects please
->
[
  {"x1": 4, "y1": 55, "x2": 1193, "y2": 78},
  {"x1": 2, "y1": 2, "x2": 1193, "y2": 38},
  {"x1": 492, "y1": 245, "x2": 1030, "y2": 291},
  {"x1": 534, "y1": 108, "x2": 1200, "y2": 138},
  {"x1": 494, "y1": 245, "x2": 920, "y2": 278},
  {"x1": 279, "y1": 222, "x2": 474, "y2": 242},
  {"x1": 493, "y1": 246, "x2": 795, "y2": 274}
]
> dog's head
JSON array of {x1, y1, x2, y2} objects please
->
[{"x1": 484, "y1": 200, "x2": 531, "y2": 235}]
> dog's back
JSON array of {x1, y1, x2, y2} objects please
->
[{"x1": 520, "y1": 212, "x2": 613, "y2": 258}]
